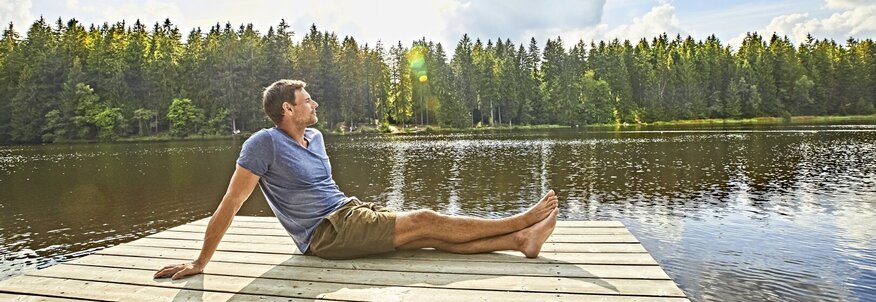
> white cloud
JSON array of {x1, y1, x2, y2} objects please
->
[
  {"x1": 758, "y1": 13, "x2": 813, "y2": 43},
  {"x1": 819, "y1": 4, "x2": 876, "y2": 37},
  {"x1": 289, "y1": 0, "x2": 461, "y2": 48},
  {"x1": 602, "y1": 3, "x2": 686, "y2": 42},
  {"x1": 729, "y1": 1, "x2": 876, "y2": 47},
  {"x1": 446, "y1": 0, "x2": 605, "y2": 47},
  {"x1": 508, "y1": 2, "x2": 691, "y2": 50},
  {"x1": 66, "y1": 0, "x2": 95, "y2": 13},
  {"x1": 0, "y1": 0, "x2": 33, "y2": 29},
  {"x1": 99, "y1": 0, "x2": 182, "y2": 27},
  {"x1": 526, "y1": 24, "x2": 609, "y2": 47}
]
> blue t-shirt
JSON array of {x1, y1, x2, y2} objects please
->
[{"x1": 236, "y1": 127, "x2": 349, "y2": 253}]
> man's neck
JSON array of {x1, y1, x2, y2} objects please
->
[{"x1": 278, "y1": 123, "x2": 308, "y2": 148}]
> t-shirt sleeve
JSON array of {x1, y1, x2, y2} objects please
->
[
  {"x1": 311, "y1": 128, "x2": 326, "y2": 149},
  {"x1": 236, "y1": 131, "x2": 274, "y2": 177}
]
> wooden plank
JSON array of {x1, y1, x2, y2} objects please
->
[
  {"x1": 0, "y1": 275, "x2": 331, "y2": 301},
  {"x1": 541, "y1": 243, "x2": 645, "y2": 253},
  {"x1": 128, "y1": 236, "x2": 649, "y2": 254},
  {"x1": 150, "y1": 230, "x2": 640, "y2": 244},
  {"x1": 126, "y1": 237, "x2": 652, "y2": 264},
  {"x1": 169, "y1": 223, "x2": 633, "y2": 236},
  {"x1": 0, "y1": 218, "x2": 685, "y2": 301},
  {"x1": 372, "y1": 249, "x2": 658, "y2": 265},
  {"x1": 26, "y1": 264, "x2": 688, "y2": 301},
  {"x1": 0, "y1": 293, "x2": 89, "y2": 302},
  {"x1": 559, "y1": 221, "x2": 625, "y2": 228},
  {"x1": 189, "y1": 218, "x2": 626, "y2": 229},
  {"x1": 224, "y1": 216, "x2": 277, "y2": 223},
  {"x1": 69, "y1": 254, "x2": 685, "y2": 297},
  {"x1": 97, "y1": 245, "x2": 671, "y2": 279},
  {"x1": 146, "y1": 231, "x2": 289, "y2": 244}
]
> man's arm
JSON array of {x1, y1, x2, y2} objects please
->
[{"x1": 153, "y1": 164, "x2": 260, "y2": 280}]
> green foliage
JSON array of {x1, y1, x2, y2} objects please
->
[
  {"x1": 1, "y1": 17, "x2": 875, "y2": 143},
  {"x1": 388, "y1": 41, "x2": 413, "y2": 125},
  {"x1": 202, "y1": 108, "x2": 230, "y2": 135},
  {"x1": 133, "y1": 108, "x2": 157, "y2": 135},
  {"x1": 41, "y1": 109, "x2": 67, "y2": 142},
  {"x1": 0, "y1": 24, "x2": 20, "y2": 143},
  {"x1": 782, "y1": 110, "x2": 793, "y2": 123},
  {"x1": 72, "y1": 83, "x2": 103, "y2": 139},
  {"x1": 166, "y1": 98, "x2": 203, "y2": 137},
  {"x1": 725, "y1": 78, "x2": 743, "y2": 118},
  {"x1": 578, "y1": 70, "x2": 614, "y2": 124},
  {"x1": 377, "y1": 121, "x2": 392, "y2": 133},
  {"x1": 793, "y1": 75, "x2": 815, "y2": 109},
  {"x1": 93, "y1": 107, "x2": 126, "y2": 140},
  {"x1": 52, "y1": 83, "x2": 128, "y2": 141}
]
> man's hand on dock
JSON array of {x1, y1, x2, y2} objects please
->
[{"x1": 153, "y1": 261, "x2": 205, "y2": 280}]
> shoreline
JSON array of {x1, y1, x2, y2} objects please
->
[
  {"x1": 647, "y1": 114, "x2": 876, "y2": 126},
  {"x1": 5, "y1": 114, "x2": 875, "y2": 145},
  {"x1": 336, "y1": 113, "x2": 876, "y2": 134}
]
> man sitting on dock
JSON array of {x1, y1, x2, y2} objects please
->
[{"x1": 154, "y1": 79, "x2": 559, "y2": 280}]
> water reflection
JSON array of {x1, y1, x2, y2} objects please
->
[
  {"x1": 1, "y1": 126, "x2": 875, "y2": 301},
  {"x1": 444, "y1": 142, "x2": 462, "y2": 215}
]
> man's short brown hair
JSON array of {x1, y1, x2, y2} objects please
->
[{"x1": 262, "y1": 79, "x2": 306, "y2": 125}]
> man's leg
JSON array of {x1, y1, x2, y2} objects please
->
[
  {"x1": 397, "y1": 208, "x2": 558, "y2": 258},
  {"x1": 392, "y1": 190, "x2": 558, "y2": 247}
]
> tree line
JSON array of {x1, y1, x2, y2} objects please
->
[{"x1": 0, "y1": 17, "x2": 874, "y2": 143}]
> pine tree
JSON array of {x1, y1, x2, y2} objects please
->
[
  {"x1": 338, "y1": 36, "x2": 365, "y2": 129},
  {"x1": 450, "y1": 34, "x2": 476, "y2": 126},
  {"x1": 0, "y1": 23, "x2": 22, "y2": 142},
  {"x1": 388, "y1": 41, "x2": 412, "y2": 126},
  {"x1": 364, "y1": 42, "x2": 391, "y2": 125},
  {"x1": 524, "y1": 38, "x2": 543, "y2": 124},
  {"x1": 11, "y1": 18, "x2": 61, "y2": 142}
]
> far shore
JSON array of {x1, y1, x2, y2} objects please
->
[
  {"x1": 8, "y1": 114, "x2": 876, "y2": 145},
  {"x1": 337, "y1": 113, "x2": 876, "y2": 134}
]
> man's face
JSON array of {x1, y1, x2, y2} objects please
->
[{"x1": 287, "y1": 88, "x2": 319, "y2": 126}]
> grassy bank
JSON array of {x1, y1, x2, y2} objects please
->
[
  {"x1": 24, "y1": 114, "x2": 876, "y2": 144},
  {"x1": 648, "y1": 114, "x2": 876, "y2": 126},
  {"x1": 116, "y1": 134, "x2": 241, "y2": 142},
  {"x1": 332, "y1": 123, "x2": 570, "y2": 135},
  {"x1": 335, "y1": 114, "x2": 876, "y2": 135},
  {"x1": 43, "y1": 133, "x2": 244, "y2": 144}
]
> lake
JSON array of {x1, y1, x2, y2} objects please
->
[{"x1": 1, "y1": 125, "x2": 874, "y2": 301}]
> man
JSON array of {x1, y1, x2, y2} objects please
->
[{"x1": 154, "y1": 79, "x2": 558, "y2": 280}]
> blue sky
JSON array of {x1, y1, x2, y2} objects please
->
[{"x1": 2, "y1": 0, "x2": 875, "y2": 50}]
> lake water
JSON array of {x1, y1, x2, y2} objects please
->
[{"x1": 1, "y1": 125, "x2": 875, "y2": 301}]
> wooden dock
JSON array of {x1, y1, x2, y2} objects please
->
[{"x1": 0, "y1": 216, "x2": 688, "y2": 301}]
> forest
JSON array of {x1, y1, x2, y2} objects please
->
[{"x1": 0, "y1": 17, "x2": 874, "y2": 143}]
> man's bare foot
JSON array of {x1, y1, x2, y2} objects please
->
[
  {"x1": 519, "y1": 207, "x2": 558, "y2": 258},
  {"x1": 520, "y1": 190, "x2": 558, "y2": 226}
]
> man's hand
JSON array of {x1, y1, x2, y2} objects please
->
[
  {"x1": 153, "y1": 261, "x2": 204, "y2": 280},
  {"x1": 153, "y1": 165, "x2": 258, "y2": 281}
]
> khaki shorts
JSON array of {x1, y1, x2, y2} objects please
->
[{"x1": 306, "y1": 198, "x2": 397, "y2": 259}]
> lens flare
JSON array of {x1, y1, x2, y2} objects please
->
[
  {"x1": 408, "y1": 45, "x2": 429, "y2": 83},
  {"x1": 409, "y1": 56, "x2": 425, "y2": 69}
]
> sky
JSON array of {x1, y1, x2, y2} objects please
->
[{"x1": 1, "y1": 0, "x2": 875, "y2": 51}]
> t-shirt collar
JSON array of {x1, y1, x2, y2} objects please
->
[{"x1": 274, "y1": 127, "x2": 312, "y2": 148}]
